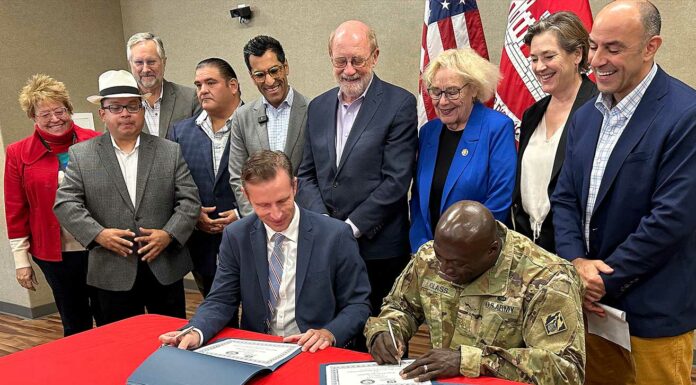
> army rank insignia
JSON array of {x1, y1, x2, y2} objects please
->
[{"x1": 544, "y1": 311, "x2": 567, "y2": 336}]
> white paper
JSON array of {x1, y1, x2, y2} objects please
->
[
  {"x1": 324, "y1": 360, "x2": 430, "y2": 385},
  {"x1": 587, "y1": 303, "x2": 631, "y2": 351},
  {"x1": 71, "y1": 112, "x2": 95, "y2": 130},
  {"x1": 195, "y1": 338, "x2": 300, "y2": 366}
]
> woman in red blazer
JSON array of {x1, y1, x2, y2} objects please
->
[{"x1": 4, "y1": 74, "x2": 100, "y2": 336}]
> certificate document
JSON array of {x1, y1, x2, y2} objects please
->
[
  {"x1": 195, "y1": 338, "x2": 301, "y2": 367},
  {"x1": 323, "y1": 360, "x2": 431, "y2": 385}
]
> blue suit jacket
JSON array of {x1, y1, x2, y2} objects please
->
[
  {"x1": 187, "y1": 208, "x2": 371, "y2": 347},
  {"x1": 297, "y1": 75, "x2": 418, "y2": 259},
  {"x1": 170, "y1": 117, "x2": 237, "y2": 277},
  {"x1": 552, "y1": 67, "x2": 696, "y2": 337},
  {"x1": 410, "y1": 103, "x2": 516, "y2": 252}
]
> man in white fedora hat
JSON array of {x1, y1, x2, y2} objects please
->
[{"x1": 54, "y1": 70, "x2": 201, "y2": 324}]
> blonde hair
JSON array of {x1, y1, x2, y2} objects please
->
[
  {"x1": 18, "y1": 74, "x2": 74, "y2": 119},
  {"x1": 423, "y1": 48, "x2": 500, "y2": 102}
]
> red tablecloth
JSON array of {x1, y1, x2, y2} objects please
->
[{"x1": 0, "y1": 314, "x2": 524, "y2": 385}]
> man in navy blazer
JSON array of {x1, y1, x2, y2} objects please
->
[
  {"x1": 551, "y1": 2, "x2": 696, "y2": 384},
  {"x1": 170, "y1": 58, "x2": 242, "y2": 296},
  {"x1": 297, "y1": 20, "x2": 418, "y2": 319},
  {"x1": 160, "y1": 151, "x2": 371, "y2": 352}
]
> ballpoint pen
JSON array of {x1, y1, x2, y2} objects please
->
[
  {"x1": 387, "y1": 320, "x2": 401, "y2": 366},
  {"x1": 161, "y1": 326, "x2": 195, "y2": 347}
]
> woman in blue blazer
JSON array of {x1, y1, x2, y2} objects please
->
[{"x1": 410, "y1": 48, "x2": 516, "y2": 252}]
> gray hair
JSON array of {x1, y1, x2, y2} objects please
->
[
  {"x1": 638, "y1": 1, "x2": 661, "y2": 39},
  {"x1": 126, "y1": 32, "x2": 166, "y2": 61}
]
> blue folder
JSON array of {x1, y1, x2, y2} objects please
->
[{"x1": 128, "y1": 340, "x2": 300, "y2": 385}]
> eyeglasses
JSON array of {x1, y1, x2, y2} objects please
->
[
  {"x1": 251, "y1": 65, "x2": 284, "y2": 83},
  {"x1": 101, "y1": 103, "x2": 142, "y2": 114},
  {"x1": 427, "y1": 85, "x2": 469, "y2": 101},
  {"x1": 330, "y1": 49, "x2": 376, "y2": 69},
  {"x1": 35, "y1": 107, "x2": 69, "y2": 121}
]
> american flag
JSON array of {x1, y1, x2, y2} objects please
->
[
  {"x1": 494, "y1": 0, "x2": 593, "y2": 138},
  {"x1": 418, "y1": 0, "x2": 489, "y2": 128}
]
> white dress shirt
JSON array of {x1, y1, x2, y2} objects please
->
[
  {"x1": 111, "y1": 135, "x2": 141, "y2": 206},
  {"x1": 263, "y1": 203, "x2": 301, "y2": 337}
]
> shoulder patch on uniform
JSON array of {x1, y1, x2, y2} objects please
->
[
  {"x1": 422, "y1": 279, "x2": 453, "y2": 298},
  {"x1": 543, "y1": 311, "x2": 567, "y2": 336}
]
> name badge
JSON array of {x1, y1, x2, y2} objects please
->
[{"x1": 423, "y1": 279, "x2": 453, "y2": 298}]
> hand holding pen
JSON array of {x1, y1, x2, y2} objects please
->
[
  {"x1": 387, "y1": 320, "x2": 402, "y2": 366},
  {"x1": 368, "y1": 319, "x2": 404, "y2": 365},
  {"x1": 158, "y1": 326, "x2": 200, "y2": 350}
]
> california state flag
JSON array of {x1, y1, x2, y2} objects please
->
[{"x1": 494, "y1": 0, "x2": 593, "y2": 140}]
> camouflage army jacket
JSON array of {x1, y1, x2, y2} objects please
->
[{"x1": 364, "y1": 223, "x2": 585, "y2": 385}]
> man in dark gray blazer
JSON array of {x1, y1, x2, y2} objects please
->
[
  {"x1": 54, "y1": 70, "x2": 200, "y2": 324},
  {"x1": 127, "y1": 32, "x2": 201, "y2": 139},
  {"x1": 229, "y1": 35, "x2": 308, "y2": 217}
]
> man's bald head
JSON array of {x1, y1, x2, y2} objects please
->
[
  {"x1": 598, "y1": 1, "x2": 660, "y2": 41},
  {"x1": 329, "y1": 20, "x2": 378, "y2": 56},
  {"x1": 435, "y1": 201, "x2": 497, "y2": 249},
  {"x1": 432, "y1": 201, "x2": 500, "y2": 285}
]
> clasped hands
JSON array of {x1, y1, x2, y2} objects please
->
[
  {"x1": 572, "y1": 257, "x2": 614, "y2": 317},
  {"x1": 370, "y1": 331, "x2": 460, "y2": 381},
  {"x1": 95, "y1": 227, "x2": 171, "y2": 262},
  {"x1": 197, "y1": 206, "x2": 238, "y2": 234},
  {"x1": 158, "y1": 328, "x2": 335, "y2": 353}
]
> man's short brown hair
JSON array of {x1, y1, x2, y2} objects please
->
[{"x1": 241, "y1": 150, "x2": 294, "y2": 187}]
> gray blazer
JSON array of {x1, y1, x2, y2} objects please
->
[
  {"x1": 159, "y1": 79, "x2": 202, "y2": 139},
  {"x1": 228, "y1": 89, "x2": 309, "y2": 216},
  {"x1": 54, "y1": 132, "x2": 201, "y2": 291}
]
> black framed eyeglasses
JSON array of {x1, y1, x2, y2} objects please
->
[
  {"x1": 101, "y1": 103, "x2": 142, "y2": 114},
  {"x1": 251, "y1": 65, "x2": 284, "y2": 83},
  {"x1": 330, "y1": 49, "x2": 376, "y2": 69},
  {"x1": 427, "y1": 85, "x2": 469, "y2": 101}
]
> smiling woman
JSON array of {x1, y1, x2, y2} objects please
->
[
  {"x1": 510, "y1": 11, "x2": 598, "y2": 254},
  {"x1": 409, "y1": 48, "x2": 517, "y2": 253},
  {"x1": 4, "y1": 74, "x2": 101, "y2": 337}
]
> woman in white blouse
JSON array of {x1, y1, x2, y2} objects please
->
[{"x1": 510, "y1": 11, "x2": 598, "y2": 252}]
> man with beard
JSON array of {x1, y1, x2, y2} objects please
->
[
  {"x1": 126, "y1": 32, "x2": 201, "y2": 139},
  {"x1": 297, "y1": 20, "x2": 418, "y2": 340}
]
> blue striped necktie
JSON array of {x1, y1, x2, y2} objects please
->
[{"x1": 266, "y1": 232, "x2": 286, "y2": 332}]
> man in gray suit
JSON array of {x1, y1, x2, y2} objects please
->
[
  {"x1": 54, "y1": 70, "x2": 200, "y2": 324},
  {"x1": 229, "y1": 35, "x2": 309, "y2": 217},
  {"x1": 127, "y1": 32, "x2": 202, "y2": 139}
]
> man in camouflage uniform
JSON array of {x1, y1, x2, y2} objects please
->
[{"x1": 364, "y1": 201, "x2": 585, "y2": 385}]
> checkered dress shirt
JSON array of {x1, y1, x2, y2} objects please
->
[
  {"x1": 143, "y1": 87, "x2": 164, "y2": 136},
  {"x1": 195, "y1": 110, "x2": 233, "y2": 177},
  {"x1": 584, "y1": 63, "x2": 658, "y2": 249},
  {"x1": 263, "y1": 88, "x2": 294, "y2": 152}
]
